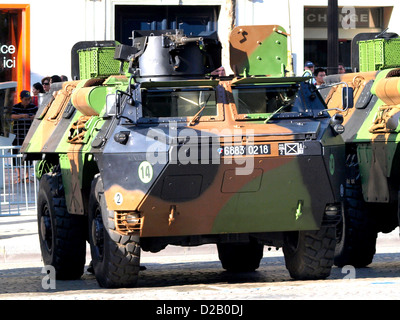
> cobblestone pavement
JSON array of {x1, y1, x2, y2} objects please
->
[
  {"x1": 1, "y1": 244, "x2": 400, "y2": 300},
  {"x1": 1, "y1": 211, "x2": 400, "y2": 300}
]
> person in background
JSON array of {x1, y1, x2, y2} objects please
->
[
  {"x1": 314, "y1": 67, "x2": 327, "y2": 88},
  {"x1": 303, "y1": 61, "x2": 317, "y2": 85},
  {"x1": 211, "y1": 66, "x2": 226, "y2": 77},
  {"x1": 31, "y1": 82, "x2": 45, "y2": 106},
  {"x1": 11, "y1": 90, "x2": 38, "y2": 183},
  {"x1": 303, "y1": 61, "x2": 315, "y2": 77},
  {"x1": 50, "y1": 75, "x2": 62, "y2": 84},
  {"x1": 60, "y1": 75, "x2": 68, "y2": 81},
  {"x1": 41, "y1": 77, "x2": 51, "y2": 93},
  {"x1": 338, "y1": 63, "x2": 346, "y2": 74}
]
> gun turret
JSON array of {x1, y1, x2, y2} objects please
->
[{"x1": 114, "y1": 29, "x2": 221, "y2": 81}]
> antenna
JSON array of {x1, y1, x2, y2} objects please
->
[{"x1": 287, "y1": 0, "x2": 295, "y2": 76}]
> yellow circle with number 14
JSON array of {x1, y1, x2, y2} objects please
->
[{"x1": 138, "y1": 161, "x2": 153, "y2": 183}]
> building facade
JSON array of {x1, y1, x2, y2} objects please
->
[{"x1": 1, "y1": 0, "x2": 400, "y2": 97}]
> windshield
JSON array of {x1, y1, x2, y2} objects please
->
[
  {"x1": 141, "y1": 89, "x2": 217, "y2": 120},
  {"x1": 232, "y1": 84, "x2": 308, "y2": 119}
]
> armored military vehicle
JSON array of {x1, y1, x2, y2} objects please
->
[
  {"x1": 321, "y1": 32, "x2": 400, "y2": 267},
  {"x1": 22, "y1": 25, "x2": 345, "y2": 288}
]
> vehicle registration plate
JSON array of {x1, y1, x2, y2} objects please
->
[{"x1": 219, "y1": 144, "x2": 271, "y2": 156}]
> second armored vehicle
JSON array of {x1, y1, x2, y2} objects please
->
[{"x1": 322, "y1": 32, "x2": 400, "y2": 267}]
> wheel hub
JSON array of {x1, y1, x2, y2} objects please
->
[
  {"x1": 39, "y1": 205, "x2": 52, "y2": 252},
  {"x1": 91, "y1": 208, "x2": 104, "y2": 259}
]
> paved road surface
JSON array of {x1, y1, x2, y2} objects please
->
[
  {"x1": 1, "y1": 239, "x2": 400, "y2": 300},
  {"x1": 1, "y1": 211, "x2": 400, "y2": 301}
]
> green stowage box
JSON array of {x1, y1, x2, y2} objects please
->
[
  {"x1": 78, "y1": 47, "x2": 127, "y2": 79},
  {"x1": 359, "y1": 38, "x2": 400, "y2": 72}
]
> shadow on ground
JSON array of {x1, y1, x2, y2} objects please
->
[{"x1": 1, "y1": 252, "x2": 400, "y2": 295}]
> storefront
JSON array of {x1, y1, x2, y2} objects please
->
[
  {"x1": 234, "y1": 0, "x2": 400, "y2": 75},
  {"x1": 0, "y1": 4, "x2": 30, "y2": 137},
  {"x1": 304, "y1": 6, "x2": 392, "y2": 71},
  {"x1": 0, "y1": 4, "x2": 30, "y2": 99}
]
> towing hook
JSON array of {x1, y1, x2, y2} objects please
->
[{"x1": 169, "y1": 205, "x2": 178, "y2": 226}]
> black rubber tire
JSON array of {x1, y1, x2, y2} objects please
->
[
  {"x1": 37, "y1": 170, "x2": 86, "y2": 280},
  {"x1": 88, "y1": 174, "x2": 141, "y2": 288},
  {"x1": 217, "y1": 240, "x2": 264, "y2": 272},
  {"x1": 334, "y1": 181, "x2": 377, "y2": 268},
  {"x1": 283, "y1": 227, "x2": 336, "y2": 280}
]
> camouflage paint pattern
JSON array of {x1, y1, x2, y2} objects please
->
[
  {"x1": 22, "y1": 26, "x2": 344, "y2": 239},
  {"x1": 230, "y1": 25, "x2": 288, "y2": 77}
]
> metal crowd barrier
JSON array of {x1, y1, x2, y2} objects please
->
[{"x1": 0, "y1": 146, "x2": 38, "y2": 216}]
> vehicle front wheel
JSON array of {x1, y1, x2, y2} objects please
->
[
  {"x1": 334, "y1": 154, "x2": 378, "y2": 268},
  {"x1": 88, "y1": 174, "x2": 141, "y2": 288},
  {"x1": 334, "y1": 181, "x2": 377, "y2": 267}
]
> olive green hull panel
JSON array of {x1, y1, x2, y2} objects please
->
[
  {"x1": 211, "y1": 158, "x2": 327, "y2": 234},
  {"x1": 106, "y1": 155, "x2": 336, "y2": 237},
  {"x1": 357, "y1": 141, "x2": 400, "y2": 203}
]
